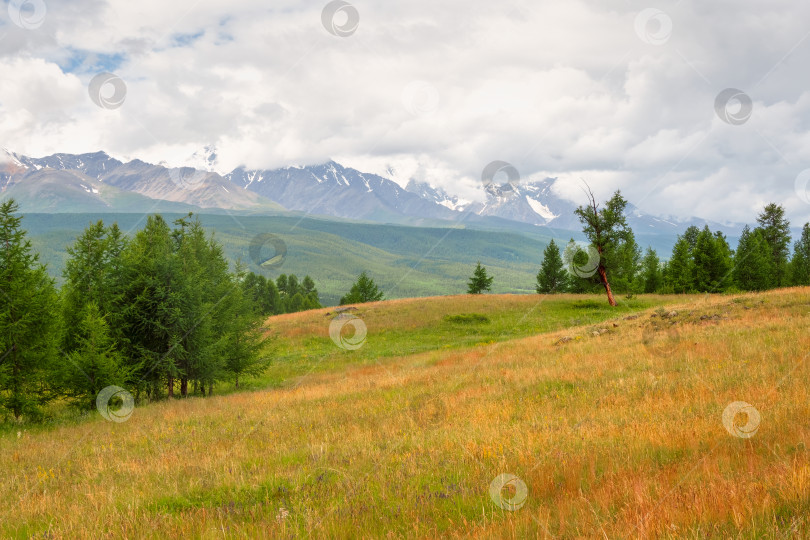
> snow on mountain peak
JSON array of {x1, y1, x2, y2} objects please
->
[{"x1": 525, "y1": 195, "x2": 559, "y2": 222}]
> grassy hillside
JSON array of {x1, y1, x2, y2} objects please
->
[
  {"x1": 22, "y1": 213, "x2": 559, "y2": 305},
  {"x1": 4, "y1": 289, "x2": 809, "y2": 537}
]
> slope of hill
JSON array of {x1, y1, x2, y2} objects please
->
[
  {"x1": 3, "y1": 289, "x2": 808, "y2": 537},
  {"x1": 21, "y1": 213, "x2": 556, "y2": 305},
  {"x1": 0, "y1": 168, "x2": 204, "y2": 214}
]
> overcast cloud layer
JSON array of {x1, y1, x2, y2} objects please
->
[{"x1": 2, "y1": 0, "x2": 810, "y2": 224}]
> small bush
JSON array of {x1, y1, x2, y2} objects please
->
[
  {"x1": 572, "y1": 299, "x2": 603, "y2": 309},
  {"x1": 443, "y1": 313, "x2": 490, "y2": 324}
]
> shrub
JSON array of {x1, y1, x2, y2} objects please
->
[{"x1": 443, "y1": 313, "x2": 490, "y2": 324}]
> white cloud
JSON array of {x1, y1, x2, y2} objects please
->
[{"x1": 2, "y1": 0, "x2": 810, "y2": 224}]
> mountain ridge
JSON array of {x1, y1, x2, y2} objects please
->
[{"x1": 2, "y1": 148, "x2": 748, "y2": 238}]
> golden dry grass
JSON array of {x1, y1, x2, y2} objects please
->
[{"x1": 3, "y1": 289, "x2": 810, "y2": 538}]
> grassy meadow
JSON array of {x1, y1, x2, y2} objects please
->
[{"x1": 3, "y1": 289, "x2": 810, "y2": 538}]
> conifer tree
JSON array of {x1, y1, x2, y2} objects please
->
[
  {"x1": 665, "y1": 235, "x2": 693, "y2": 293},
  {"x1": 755, "y1": 203, "x2": 792, "y2": 287},
  {"x1": 0, "y1": 199, "x2": 60, "y2": 420},
  {"x1": 789, "y1": 223, "x2": 810, "y2": 286},
  {"x1": 682, "y1": 225, "x2": 700, "y2": 253},
  {"x1": 466, "y1": 262, "x2": 494, "y2": 294},
  {"x1": 605, "y1": 228, "x2": 641, "y2": 293},
  {"x1": 690, "y1": 226, "x2": 733, "y2": 292},
  {"x1": 640, "y1": 247, "x2": 663, "y2": 293},
  {"x1": 733, "y1": 226, "x2": 775, "y2": 291},
  {"x1": 218, "y1": 269, "x2": 268, "y2": 389},
  {"x1": 562, "y1": 239, "x2": 597, "y2": 293},
  {"x1": 713, "y1": 230, "x2": 735, "y2": 286},
  {"x1": 117, "y1": 214, "x2": 178, "y2": 399},
  {"x1": 341, "y1": 271, "x2": 385, "y2": 304},
  {"x1": 536, "y1": 239, "x2": 568, "y2": 293},
  {"x1": 574, "y1": 187, "x2": 633, "y2": 305},
  {"x1": 61, "y1": 220, "x2": 126, "y2": 352},
  {"x1": 59, "y1": 302, "x2": 130, "y2": 410}
]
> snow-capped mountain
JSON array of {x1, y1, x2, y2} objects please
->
[
  {"x1": 405, "y1": 175, "x2": 743, "y2": 237},
  {"x1": 226, "y1": 161, "x2": 460, "y2": 222},
  {"x1": 0, "y1": 148, "x2": 745, "y2": 238},
  {"x1": 404, "y1": 179, "x2": 471, "y2": 212},
  {"x1": 0, "y1": 150, "x2": 281, "y2": 212}
]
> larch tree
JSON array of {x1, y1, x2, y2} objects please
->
[
  {"x1": 755, "y1": 203, "x2": 792, "y2": 287},
  {"x1": 0, "y1": 199, "x2": 60, "y2": 420},
  {"x1": 789, "y1": 223, "x2": 810, "y2": 286},
  {"x1": 664, "y1": 236, "x2": 693, "y2": 293},
  {"x1": 61, "y1": 220, "x2": 127, "y2": 352},
  {"x1": 640, "y1": 247, "x2": 663, "y2": 293},
  {"x1": 733, "y1": 226, "x2": 775, "y2": 291},
  {"x1": 574, "y1": 187, "x2": 634, "y2": 306},
  {"x1": 58, "y1": 302, "x2": 131, "y2": 410}
]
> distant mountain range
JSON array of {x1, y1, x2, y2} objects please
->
[{"x1": 1, "y1": 148, "x2": 744, "y2": 238}]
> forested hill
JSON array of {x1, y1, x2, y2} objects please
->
[{"x1": 22, "y1": 212, "x2": 559, "y2": 305}]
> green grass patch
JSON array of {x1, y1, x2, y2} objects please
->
[{"x1": 442, "y1": 313, "x2": 490, "y2": 324}]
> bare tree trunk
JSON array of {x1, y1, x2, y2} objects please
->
[
  {"x1": 597, "y1": 266, "x2": 617, "y2": 306},
  {"x1": 208, "y1": 382, "x2": 213, "y2": 396},
  {"x1": 168, "y1": 375, "x2": 174, "y2": 398},
  {"x1": 180, "y1": 378, "x2": 188, "y2": 397}
]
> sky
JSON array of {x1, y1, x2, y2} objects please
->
[{"x1": 2, "y1": 0, "x2": 810, "y2": 225}]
